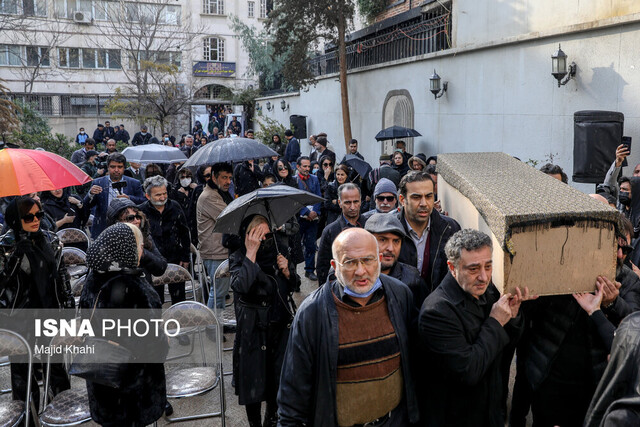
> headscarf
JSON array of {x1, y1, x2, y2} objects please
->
[
  {"x1": 392, "y1": 151, "x2": 410, "y2": 176},
  {"x1": 41, "y1": 188, "x2": 73, "y2": 222},
  {"x1": 87, "y1": 223, "x2": 139, "y2": 273}
]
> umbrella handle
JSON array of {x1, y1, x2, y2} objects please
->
[{"x1": 264, "y1": 199, "x2": 281, "y2": 254}]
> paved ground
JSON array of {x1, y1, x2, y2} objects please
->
[{"x1": 1, "y1": 264, "x2": 531, "y2": 426}]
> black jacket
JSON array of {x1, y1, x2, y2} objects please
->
[
  {"x1": 397, "y1": 208, "x2": 460, "y2": 294},
  {"x1": 584, "y1": 312, "x2": 640, "y2": 427},
  {"x1": 388, "y1": 261, "x2": 426, "y2": 310},
  {"x1": 602, "y1": 264, "x2": 640, "y2": 326},
  {"x1": 322, "y1": 181, "x2": 342, "y2": 225},
  {"x1": 233, "y1": 162, "x2": 264, "y2": 197},
  {"x1": 316, "y1": 215, "x2": 367, "y2": 286},
  {"x1": 132, "y1": 132, "x2": 153, "y2": 146},
  {"x1": 365, "y1": 165, "x2": 400, "y2": 197},
  {"x1": 419, "y1": 273, "x2": 524, "y2": 427},
  {"x1": 278, "y1": 276, "x2": 420, "y2": 426},
  {"x1": 138, "y1": 200, "x2": 191, "y2": 264},
  {"x1": 114, "y1": 129, "x2": 130, "y2": 144}
]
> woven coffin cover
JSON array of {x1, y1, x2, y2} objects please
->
[{"x1": 437, "y1": 152, "x2": 619, "y2": 295}]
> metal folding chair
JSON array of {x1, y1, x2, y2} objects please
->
[
  {"x1": 56, "y1": 228, "x2": 89, "y2": 252},
  {"x1": 62, "y1": 247, "x2": 88, "y2": 280},
  {"x1": 154, "y1": 263, "x2": 203, "y2": 304},
  {"x1": 40, "y1": 335, "x2": 91, "y2": 427},
  {"x1": 0, "y1": 328, "x2": 35, "y2": 427},
  {"x1": 162, "y1": 301, "x2": 225, "y2": 425}
]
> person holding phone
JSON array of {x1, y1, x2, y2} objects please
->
[{"x1": 41, "y1": 188, "x2": 85, "y2": 231}]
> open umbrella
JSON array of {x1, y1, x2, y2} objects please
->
[
  {"x1": 0, "y1": 147, "x2": 92, "y2": 197},
  {"x1": 213, "y1": 184, "x2": 324, "y2": 236},
  {"x1": 375, "y1": 125, "x2": 422, "y2": 141},
  {"x1": 121, "y1": 144, "x2": 187, "y2": 164},
  {"x1": 183, "y1": 137, "x2": 278, "y2": 168},
  {"x1": 344, "y1": 154, "x2": 372, "y2": 179}
]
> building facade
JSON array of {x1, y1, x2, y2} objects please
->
[{"x1": 0, "y1": 0, "x2": 266, "y2": 138}]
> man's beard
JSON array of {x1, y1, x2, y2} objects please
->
[{"x1": 151, "y1": 199, "x2": 167, "y2": 207}]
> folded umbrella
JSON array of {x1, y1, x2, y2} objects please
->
[
  {"x1": 183, "y1": 137, "x2": 278, "y2": 168},
  {"x1": 0, "y1": 147, "x2": 92, "y2": 197},
  {"x1": 344, "y1": 154, "x2": 372, "y2": 179},
  {"x1": 375, "y1": 125, "x2": 422, "y2": 141},
  {"x1": 213, "y1": 184, "x2": 324, "y2": 235},
  {"x1": 121, "y1": 144, "x2": 187, "y2": 164}
]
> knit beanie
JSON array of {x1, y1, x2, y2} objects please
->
[{"x1": 373, "y1": 178, "x2": 398, "y2": 198}]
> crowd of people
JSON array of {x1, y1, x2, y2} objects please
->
[{"x1": 1, "y1": 124, "x2": 640, "y2": 427}]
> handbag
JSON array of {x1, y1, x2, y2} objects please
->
[{"x1": 68, "y1": 278, "x2": 133, "y2": 388}]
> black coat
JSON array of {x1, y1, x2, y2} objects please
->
[
  {"x1": 131, "y1": 132, "x2": 153, "y2": 146},
  {"x1": 316, "y1": 215, "x2": 367, "y2": 286},
  {"x1": 323, "y1": 181, "x2": 342, "y2": 225},
  {"x1": 419, "y1": 273, "x2": 524, "y2": 427},
  {"x1": 602, "y1": 264, "x2": 640, "y2": 326},
  {"x1": 388, "y1": 261, "x2": 426, "y2": 310},
  {"x1": 229, "y1": 241, "x2": 298, "y2": 405},
  {"x1": 365, "y1": 165, "x2": 401, "y2": 197},
  {"x1": 139, "y1": 200, "x2": 191, "y2": 264},
  {"x1": 397, "y1": 208, "x2": 460, "y2": 294},
  {"x1": 278, "y1": 276, "x2": 420, "y2": 426},
  {"x1": 233, "y1": 162, "x2": 264, "y2": 197},
  {"x1": 79, "y1": 271, "x2": 168, "y2": 426}
]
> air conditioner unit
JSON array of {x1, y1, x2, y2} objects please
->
[{"x1": 73, "y1": 11, "x2": 92, "y2": 24}]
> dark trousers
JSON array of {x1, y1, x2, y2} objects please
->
[
  {"x1": 153, "y1": 282, "x2": 186, "y2": 305},
  {"x1": 299, "y1": 219, "x2": 318, "y2": 273},
  {"x1": 531, "y1": 378, "x2": 594, "y2": 427}
]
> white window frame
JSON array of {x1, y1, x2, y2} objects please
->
[
  {"x1": 26, "y1": 46, "x2": 50, "y2": 67},
  {"x1": 0, "y1": 0, "x2": 19, "y2": 15},
  {"x1": 203, "y1": 36, "x2": 224, "y2": 62},
  {"x1": 0, "y1": 44, "x2": 22, "y2": 66},
  {"x1": 202, "y1": 0, "x2": 223, "y2": 15},
  {"x1": 58, "y1": 46, "x2": 80, "y2": 68},
  {"x1": 0, "y1": 0, "x2": 46, "y2": 16},
  {"x1": 259, "y1": 0, "x2": 266, "y2": 18},
  {"x1": 247, "y1": 1, "x2": 253, "y2": 18},
  {"x1": 80, "y1": 48, "x2": 120, "y2": 69}
]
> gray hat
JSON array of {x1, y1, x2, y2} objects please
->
[
  {"x1": 106, "y1": 198, "x2": 137, "y2": 226},
  {"x1": 365, "y1": 213, "x2": 406, "y2": 238},
  {"x1": 373, "y1": 178, "x2": 398, "y2": 198}
]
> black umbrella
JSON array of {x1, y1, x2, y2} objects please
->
[
  {"x1": 183, "y1": 137, "x2": 278, "y2": 168},
  {"x1": 375, "y1": 125, "x2": 422, "y2": 141},
  {"x1": 344, "y1": 154, "x2": 372, "y2": 179},
  {"x1": 213, "y1": 184, "x2": 324, "y2": 237}
]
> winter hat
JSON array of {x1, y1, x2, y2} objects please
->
[
  {"x1": 106, "y1": 198, "x2": 137, "y2": 226},
  {"x1": 373, "y1": 178, "x2": 398, "y2": 199},
  {"x1": 408, "y1": 155, "x2": 426, "y2": 169},
  {"x1": 365, "y1": 212, "x2": 406, "y2": 238},
  {"x1": 87, "y1": 223, "x2": 139, "y2": 273}
]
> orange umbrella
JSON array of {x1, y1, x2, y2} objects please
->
[{"x1": 0, "y1": 147, "x2": 92, "y2": 197}]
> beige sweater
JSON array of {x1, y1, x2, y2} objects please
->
[{"x1": 196, "y1": 185, "x2": 229, "y2": 260}]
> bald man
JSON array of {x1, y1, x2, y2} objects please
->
[{"x1": 278, "y1": 228, "x2": 420, "y2": 426}]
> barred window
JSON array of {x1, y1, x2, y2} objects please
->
[
  {"x1": 203, "y1": 0, "x2": 223, "y2": 15},
  {"x1": 203, "y1": 37, "x2": 224, "y2": 62}
]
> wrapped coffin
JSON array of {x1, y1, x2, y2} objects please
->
[{"x1": 437, "y1": 152, "x2": 620, "y2": 296}]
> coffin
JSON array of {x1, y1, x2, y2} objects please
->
[{"x1": 437, "y1": 152, "x2": 619, "y2": 296}]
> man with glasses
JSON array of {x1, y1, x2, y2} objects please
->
[
  {"x1": 278, "y1": 228, "x2": 420, "y2": 426},
  {"x1": 316, "y1": 183, "x2": 367, "y2": 285},
  {"x1": 362, "y1": 178, "x2": 398, "y2": 220}
]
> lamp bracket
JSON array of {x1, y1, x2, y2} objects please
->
[
  {"x1": 558, "y1": 62, "x2": 577, "y2": 87},
  {"x1": 433, "y1": 81, "x2": 448, "y2": 99}
]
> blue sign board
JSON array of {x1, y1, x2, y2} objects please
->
[{"x1": 192, "y1": 61, "x2": 236, "y2": 78}]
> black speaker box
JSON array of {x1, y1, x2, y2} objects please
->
[
  {"x1": 573, "y1": 110, "x2": 624, "y2": 184},
  {"x1": 290, "y1": 115, "x2": 307, "y2": 139}
]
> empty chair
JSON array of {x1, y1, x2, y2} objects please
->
[
  {"x1": 153, "y1": 263, "x2": 203, "y2": 304},
  {"x1": 56, "y1": 228, "x2": 89, "y2": 252},
  {"x1": 0, "y1": 329, "x2": 34, "y2": 427},
  {"x1": 62, "y1": 247, "x2": 88, "y2": 279}
]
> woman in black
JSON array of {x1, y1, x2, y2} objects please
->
[
  {"x1": 170, "y1": 167, "x2": 201, "y2": 245},
  {"x1": 0, "y1": 196, "x2": 73, "y2": 412},
  {"x1": 323, "y1": 164, "x2": 350, "y2": 225},
  {"x1": 230, "y1": 215, "x2": 298, "y2": 427},
  {"x1": 80, "y1": 223, "x2": 168, "y2": 427},
  {"x1": 41, "y1": 188, "x2": 85, "y2": 231},
  {"x1": 274, "y1": 158, "x2": 298, "y2": 188},
  {"x1": 393, "y1": 150, "x2": 410, "y2": 177}
]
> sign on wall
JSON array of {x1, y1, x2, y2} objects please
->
[{"x1": 192, "y1": 61, "x2": 236, "y2": 78}]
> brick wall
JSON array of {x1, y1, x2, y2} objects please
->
[{"x1": 375, "y1": 0, "x2": 420, "y2": 22}]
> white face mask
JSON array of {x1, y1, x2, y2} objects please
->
[
  {"x1": 312, "y1": 168, "x2": 319, "y2": 174},
  {"x1": 80, "y1": 131, "x2": 85, "y2": 134},
  {"x1": 180, "y1": 178, "x2": 192, "y2": 187}
]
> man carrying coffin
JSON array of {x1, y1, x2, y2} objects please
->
[{"x1": 419, "y1": 229, "x2": 534, "y2": 426}]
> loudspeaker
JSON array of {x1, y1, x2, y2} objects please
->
[
  {"x1": 290, "y1": 115, "x2": 307, "y2": 139},
  {"x1": 573, "y1": 110, "x2": 624, "y2": 184}
]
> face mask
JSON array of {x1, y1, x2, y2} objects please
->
[
  {"x1": 141, "y1": 132, "x2": 147, "y2": 136},
  {"x1": 164, "y1": 137, "x2": 170, "y2": 142},
  {"x1": 619, "y1": 191, "x2": 631, "y2": 206},
  {"x1": 312, "y1": 168, "x2": 319, "y2": 174},
  {"x1": 80, "y1": 131, "x2": 85, "y2": 134},
  {"x1": 180, "y1": 178, "x2": 192, "y2": 188}
]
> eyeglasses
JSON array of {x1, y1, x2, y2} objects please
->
[
  {"x1": 124, "y1": 214, "x2": 143, "y2": 222},
  {"x1": 22, "y1": 211, "x2": 44, "y2": 223},
  {"x1": 203, "y1": 173, "x2": 212, "y2": 179},
  {"x1": 376, "y1": 195, "x2": 396, "y2": 202},
  {"x1": 337, "y1": 256, "x2": 378, "y2": 272},
  {"x1": 323, "y1": 163, "x2": 332, "y2": 167},
  {"x1": 277, "y1": 167, "x2": 286, "y2": 171},
  {"x1": 618, "y1": 244, "x2": 633, "y2": 255}
]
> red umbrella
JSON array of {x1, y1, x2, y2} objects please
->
[{"x1": 0, "y1": 147, "x2": 92, "y2": 197}]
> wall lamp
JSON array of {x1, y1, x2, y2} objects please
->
[
  {"x1": 255, "y1": 102, "x2": 262, "y2": 113},
  {"x1": 280, "y1": 100, "x2": 289, "y2": 111},
  {"x1": 429, "y1": 69, "x2": 448, "y2": 99},
  {"x1": 266, "y1": 101, "x2": 273, "y2": 111},
  {"x1": 551, "y1": 44, "x2": 576, "y2": 87}
]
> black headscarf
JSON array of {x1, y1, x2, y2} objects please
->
[
  {"x1": 41, "y1": 188, "x2": 74, "y2": 221},
  {"x1": 87, "y1": 223, "x2": 139, "y2": 273},
  {"x1": 3, "y1": 197, "x2": 59, "y2": 308}
]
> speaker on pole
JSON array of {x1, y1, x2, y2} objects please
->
[
  {"x1": 573, "y1": 110, "x2": 624, "y2": 184},
  {"x1": 290, "y1": 115, "x2": 307, "y2": 139}
]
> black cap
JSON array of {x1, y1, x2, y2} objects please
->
[
  {"x1": 106, "y1": 198, "x2": 137, "y2": 226},
  {"x1": 364, "y1": 213, "x2": 406, "y2": 238}
]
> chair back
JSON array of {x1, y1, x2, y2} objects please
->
[
  {"x1": 62, "y1": 247, "x2": 87, "y2": 267},
  {"x1": 153, "y1": 263, "x2": 193, "y2": 287},
  {"x1": 0, "y1": 329, "x2": 33, "y2": 427},
  {"x1": 162, "y1": 301, "x2": 218, "y2": 329},
  {"x1": 214, "y1": 259, "x2": 230, "y2": 280}
]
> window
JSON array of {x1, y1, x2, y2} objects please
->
[
  {"x1": 26, "y1": 46, "x2": 49, "y2": 67},
  {"x1": 247, "y1": 1, "x2": 253, "y2": 18},
  {"x1": 0, "y1": 0, "x2": 19, "y2": 14},
  {"x1": 81, "y1": 48, "x2": 120, "y2": 69},
  {"x1": 55, "y1": 0, "x2": 92, "y2": 18},
  {"x1": 203, "y1": 0, "x2": 223, "y2": 15},
  {"x1": 0, "y1": 44, "x2": 21, "y2": 65},
  {"x1": 129, "y1": 50, "x2": 180, "y2": 69},
  {"x1": 203, "y1": 37, "x2": 224, "y2": 61},
  {"x1": 22, "y1": 0, "x2": 47, "y2": 16},
  {"x1": 58, "y1": 47, "x2": 80, "y2": 68},
  {"x1": 125, "y1": 2, "x2": 180, "y2": 25},
  {"x1": 259, "y1": 0, "x2": 266, "y2": 18}
]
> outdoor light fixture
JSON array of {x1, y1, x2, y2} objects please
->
[
  {"x1": 280, "y1": 100, "x2": 289, "y2": 111},
  {"x1": 429, "y1": 69, "x2": 448, "y2": 99},
  {"x1": 551, "y1": 44, "x2": 576, "y2": 87},
  {"x1": 255, "y1": 102, "x2": 262, "y2": 113},
  {"x1": 266, "y1": 101, "x2": 273, "y2": 111}
]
